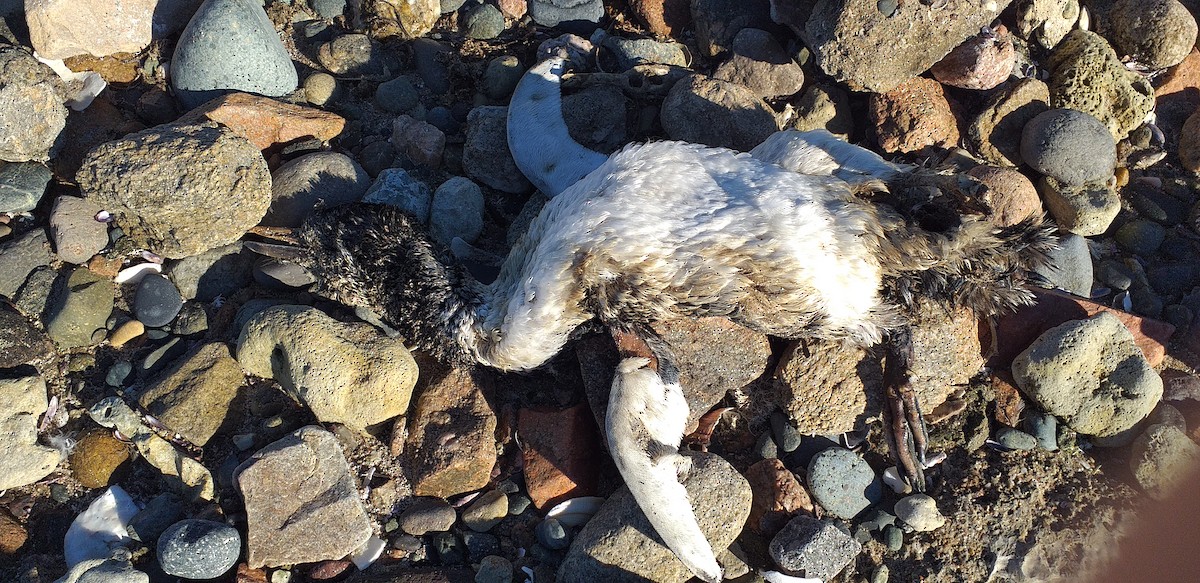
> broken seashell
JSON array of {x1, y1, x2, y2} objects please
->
[
  {"x1": 114, "y1": 262, "x2": 162, "y2": 285},
  {"x1": 64, "y1": 485, "x2": 138, "y2": 567}
]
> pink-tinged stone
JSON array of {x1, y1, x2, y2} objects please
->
[
  {"x1": 519, "y1": 404, "x2": 602, "y2": 510},
  {"x1": 179, "y1": 92, "x2": 346, "y2": 151},
  {"x1": 991, "y1": 289, "x2": 1173, "y2": 369},
  {"x1": 496, "y1": 0, "x2": 526, "y2": 19},
  {"x1": 931, "y1": 26, "x2": 1016, "y2": 91},
  {"x1": 1155, "y1": 48, "x2": 1200, "y2": 143},
  {"x1": 745, "y1": 458, "x2": 813, "y2": 538},
  {"x1": 392, "y1": 114, "x2": 446, "y2": 168},
  {"x1": 627, "y1": 0, "x2": 692, "y2": 38},
  {"x1": 967, "y1": 165, "x2": 1044, "y2": 227},
  {"x1": 404, "y1": 363, "x2": 498, "y2": 498},
  {"x1": 26, "y1": 0, "x2": 155, "y2": 59},
  {"x1": 868, "y1": 77, "x2": 961, "y2": 154}
]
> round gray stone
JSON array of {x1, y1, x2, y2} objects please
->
[
  {"x1": 157, "y1": 519, "x2": 240, "y2": 579},
  {"x1": 1020, "y1": 109, "x2": 1115, "y2": 186},
  {"x1": 429, "y1": 177, "x2": 484, "y2": 246},
  {"x1": 768, "y1": 515, "x2": 862, "y2": 581},
  {"x1": 464, "y1": 4, "x2": 504, "y2": 40},
  {"x1": 1033, "y1": 233, "x2": 1092, "y2": 297},
  {"x1": 362, "y1": 168, "x2": 432, "y2": 223},
  {"x1": 309, "y1": 0, "x2": 345, "y2": 19},
  {"x1": 481, "y1": 56, "x2": 523, "y2": 101},
  {"x1": 1114, "y1": 219, "x2": 1166, "y2": 256},
  {"x1": 536, "y1": 518, "x2": 570, "y2": 550},
  {"x1": 527, "y1": 0, "x2": 603, "y2": 28},
  {"x1": 806, "y1": 447, "x2": 882, "y2": 519},
  {"x1": 265, "y1": 152, "x2": 368, "y2": 227},
  {"x1": 0, "y1": 162, "x2": 52, "y2": 213},
  {"x1": 171, "y1": 0, "x2": 299, "y2": 109},
  {"x1": 375, "y1": 76, "x2": 419, "y2": 114},
  {"x1": 894, "y1": 494, "x2": 944, "y2": 532},
  {"x1": 399, "y1": 498, "x2": 456, "y2": 536},
  {"x1": 134, "y1": 274, "x2": 183, "y2": 328}
]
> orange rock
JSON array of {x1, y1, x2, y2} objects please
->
[
  {"x1": 87, "y1": 254, "x2": 123, "y2": 278},
  {"x1": 108, "y1": 320, "x2": 145, "y2": 348},
  {"x1": 236, "y1": 564, "x2": 268, "y2": 583},
  {"x1": 404, "y1": 366, "x2": 498, "y2": 498},
  {"x1": 745, "y1": 458, "x2": 813, "y2": 537},
  {"x1": 991, "y1": 289, "x2": 1173, "y2": 369},
  {"x1": 627, "y1": 0, "x2": 692, "y2": 38},
  {"x1": 868, "y1": 77, "x2": 961, "y2": 154},
  {"x1": 180, "y1": 93, "x2": 345, "y2": 151},
  {"x1": 1156, "y1": 49, "x2": 1200, "y2": 142},
  {"x1": 0, "y1": 511, "x2": 26, "y2": 554},
  {"x1": 967, "y1": 165, "x2": 1044, "y2": 227},
  {"x1": 991, "y1": 372, "x2": 1026, "y2": 427},
  {"x1": 519, "y1": 404, "x2": 602, "y2": 510}
]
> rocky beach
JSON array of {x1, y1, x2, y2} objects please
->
[{"x1": 2, "y1": 0, "x2": 1200, "y2": 582}]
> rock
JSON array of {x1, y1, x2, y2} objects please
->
[
  {"x1": 429, "y1": 177, "x2": 485, "y2": 246},
  {"x1": 392, "y1": 114, "x2": 446, "y2": 167},
  {"x1": 171, "y1": 0, "x2": 298, "y2": 109},
  {"x1": 1034, "y1": 233, "x2": 1092, "y2": 296},
  {"x1": 768, "y1": 515, "x2": 861, "y2": 581},
  {"x1": 0, "y1": 229, "x2": 54, "y2": 298},
  {"x1": 0, "y1": 46, "x2": 68, "y2": 163},
  {"x1": 806, "y1": 447, "x2": 881, "y2": 519},
  {"x1": 1021, "y1": 109, "x2": 1115, "y2": 186},
  {"x1": 0, "y1": 376, "x2": 62, "y2": 490},
  {"x1": 997, "y1": 426, "x2": 1038, "y2": 451},
  {"x1": 363, "y1": 168, "x2": 433, "y2": 222},
  {"x1": 1180, "y1": 109, "x2": 1200, "y2": 173},
  {"x1": 463, "y1": 106, "x2": 532, "y2": 194},
  {"x1": 0, "y1": 162, "x2": 52, "y2": 213},
  {"x1": 481, "y1": 56, "x2": 523, "y2": 101},
  {"x1": 134, "y1": 274, "x2": 183, "y2": 328},
  {"x1": 967, "y1": 165, "x2": 1043, "y2": 227},
  {"x1": 601, "y1": 36, "x2": 689, "y2": 70},
  {"x1": 802, "y1": 0, "x2": 1010, "y2": 92},
  {"x1": 1130, "y1": 423, "x2": 1200, "y2": 499},
  {"x1": 745, "y1": 458, "x2": 813, "y2": 537},
  {"x1": 157, "y1": 519, "x2": 240, "y2": 579},
  {"x1": 412, "y1": 39, "x2": 452, "y2": 94},
  {"x1": 497, "y1": 0, "x2": 526, "y2": 18},
  {"x1": 1046, "y1": 30, "x2": 1155, "y2": 140},
  {"x1": 364, "y1": 0, "x2": 440, "y2": 40},
  {"x1": 237, "y1": 426, "x2": 373, "y2": 568},
  {"x1": 399, "y1": 498, "x2": 457, "y2": 536},
  {"x1": 168, "y1": 242, "x2": 254, "y2": 301},
  {"x1": 712, "y1": 29, "x2": 805, "y2": 99},
  {"x1": 317, "y1": 34, "x2": 383, "y2": 76},
  {"x1": 967, "y1": 77, "x2": 1050, "y2": 167},
  {"x1": 1026, "y1": 411, "x2": 1059, "y2": 450},
  {"x1": 627, "y1": 0, "x2": 689, "y2": 37},
  {"x1": 462, "y1": 490, "x2": 508, "y2": 532},
  {"x1": 0, "y1": 305, "x2": 51, "y2": 367},
  {"x1": 49, "y1": 196, "x2": 108, "y2": 265},
  {"x1": 774, "y1": 339, "x2": 876, "y2": 434},
  {"x1": 376, "y1": 76, "x2": 419, "y2": 114},
  {"x1": 660, "y1": 74, "x2": 779, "y2": 152},
  {"x1": 127, "y1": 493, "x2": 184, "y2": 543},
  {"x1": 787, "y1": 84, "x2": 853, "y2": 137},
  {"x1": 476, "y1": 555, "x2": 513, "y2": 583},
  {"x1": 45, "y1": 267, "x2": 113, "y2": 349},
  {"x1": 69, "y1": 430, "x2": 131, "y2": 488},
  {"x1": 1037, "y1": 175, "x2": 1120, "y2": 236},
  {"x1": 264, "y1": 152, "x2": 368, "y2": 227},
  {"x1": 557, "y1": 451, "x2": 751, "y2": 583},
  {"x1": 1155, "y1": 49, "x2": 1200, "y2": 143},
  {"x1": 26, "y1": 0, "x2": 155, "y2": 59},
  {"x1": 237, "y1": 305, "x2": 418, "y2": 429},
  {"x1": 56, "y1": 556, "x2": 149, "y2": 583},
  {"x1": 138, "y1": 343, "x2": 243, "y2": 447},
  {"x1": 179, "y1": 92, "x2": 346, "y2": 151},
  {"x1": 77, "y1": 122, "x2": 271, "y2": 259},
  {"x1": 464, "y1": 4, "x2": 504, "y2": 39},
  {"x1": 536, "y1": 518, "x2": 570, "y2": 550},
  {"x1": 526, "y1": 0, "x2": 603, "y2": 28},
  {"x1": 0, "y1": 510, "x2": 26, "y2": 554},
  {"x1": 404, "y1": 366, "x2": 497, "y2": 498},
  {"x1": 519, "y1": 404, "x2": 602, "y2": 509},
  {"x1": 868, "y1": 76, "x2": 960, "y2": 154},
  {"x1": 304, "y1": 73, "x2": 339, "y2": 106},
  {"x1": 893, "y1": 494, "x2": 945, "y2": 532},
  {"x1": 931, "y1": 27, "x2": 1015, "y2": 90},
  {"x1": 1015, "y1": 0, "x2": 1079, "y2": 49},
  {"x1": 1108, "y1": 0, "x2": 1197, "y2": 70},
  {"x1": 1012, "y1": 312, "x2": 1163, "y2": 437},
  {"x1": 561, "y1": 85, "x2": 630, "y2": 154},
  {"x1": 311, "y1": 0, "x2": 345, "y2": 18},
  {"x1": 909, "y1": 302, "x2": 984, "y2": 410},
  {"x1": 691, "y1": 0, "x2": 774, "y2": 57},
  {"x1": 1115, "y1": 219, "x2": 1166, "y2": 256}
]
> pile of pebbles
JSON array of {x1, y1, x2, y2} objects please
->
[{"x1": 3, "y1": 0, "x2": 1200, "y2": 582}]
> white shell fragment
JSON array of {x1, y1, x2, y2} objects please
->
[
  {"x1": 114, "y1": 262, "x2": 163, "y2": 285},
  {"x1": 64, "y1": 485, "x2": 139, "y2": 567},
  {"x1": 350, "y1": 535, "x2": 386, "y2": 570},
  {"x1": 881, "y1": 466, "x2": 912, "y2": 494},
  {"x1": 761, "y1": 571, "x2": 823, "y2": 583},
  {"x1": 544, "y1": 496, "x2": 605, "y2": 528},
  {"x1": 34, "y1": 55, "x2": 107, "y2": 111}
]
